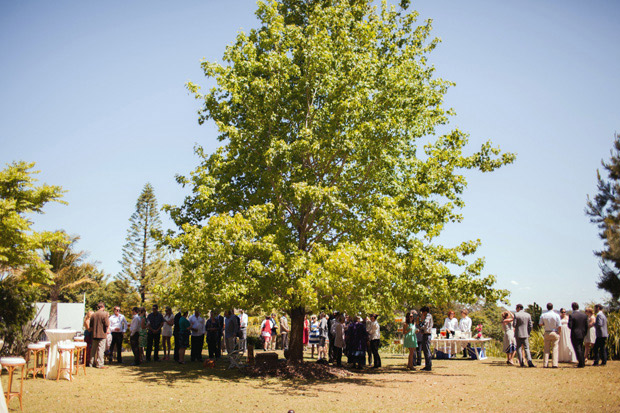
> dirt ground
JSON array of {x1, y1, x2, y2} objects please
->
[{"x1": 5, "y1": 351, "x2": 620, "y2": 412}]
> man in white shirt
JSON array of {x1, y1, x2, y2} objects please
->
[
  {"x1": 458, "y1": 309, "x2": 472, "y2": 357},
  {"x1": 108, "y1": 306, "x2": 127, "y2": 364},
  {"x1": 539, "y1": 302, "x2": 561, "y2": 368},
  {"x1": 188, "y1": 309, "x2": 205, "y2": 362},
  {"x1": 239, "y1": 310, "x2": 248, "y2": 353},
  {"x1": 129, "y1": 307, "x2": 142, "y2": 366}
]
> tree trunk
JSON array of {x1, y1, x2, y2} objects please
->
[
  {"x1": 288, "y1": 306, "x2": 305, "y2": 363},
  {"x1": 49, "y1": 300, "x2": 58, "y2": 329}
]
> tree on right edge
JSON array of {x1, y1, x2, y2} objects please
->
[{"x1": 586, "y1": 132, "x2": 620, "y2": 307}]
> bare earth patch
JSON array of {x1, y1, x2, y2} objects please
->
[
  {"x1": 5, "y1": 351, "x2": 620, "y2": 412},
  {"x1": 244, "y1": 359, "x2": 352, "y2": 380}
]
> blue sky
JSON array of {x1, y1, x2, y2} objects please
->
[{"x1": 1, "y1": 0, "x2": 618, "y2": 309}]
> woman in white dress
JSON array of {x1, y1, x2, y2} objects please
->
[
  {"x1": 557, "y1": 308, "x2": 577, "y2": 363},
  {"x1": 584, "y1": 307, "x2": 596, "y2": 363}
]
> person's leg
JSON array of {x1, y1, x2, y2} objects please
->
[
  {"x1": 515, "y1": 338, "x2": 524, "y2": 366},
  {"x1": 422, "y1": 334, "x2": 432, "y2": 370},
  {"x1": 601, "y1": 337, "x2": 608, "y2": 365},
  {"x1": 550, "y1": 332, "x2": 559, "y2": 367},
  {"x1": 146, "y1": 332, "x2": 153, "y2": 361},
  {"x1": 416, "y1": 343, "x2": 422, "y2": 365},
  {"x1": 543, "y1": 332, "x2": 551, "y2": 367},
  {"x1": 371, "y1": 339, "x2": 381, "y2": 367},
  {"x1": 572, "y1": 338, "x2": 584, "y2": 367},
  {"x1": 240, "y1": 328, "x2": 247, "y2": 352},
  {"x1": 130, "y1": 334, "x2": 140, "y2": 365},
  {"x1": 114, "y1": 332, "x2": 123, "y2": 363},
  {"x1": 191, "y1": 335, "x2": 197, "y2": 361},
  {"x1": 90, "y1": 338, "x2": 99, "y2": 367},
  {"x1": 523, "y1": 338, "x2": 533, "y2": 365},
  {"x1": 328, "y1": 334, "x2": 334, "y2": 362},
  {"x1": 198, "y1": 334, "x2": 204, "y2": 360},
  {"x1": 97, "y1": 338, "x2": 106, "y2": 367},
  {"x1": 153, "y1": 333, "x2": 161, "y2": 361},
  {"x1": 173, "y1": 333, "x2": 179, "y2": 361},
  {"x1": 335, "y1": 346, "x2": 342, "y2": 366},
  {"x1": 592, "y1": 338, "x2": 601, "y2": 365}
]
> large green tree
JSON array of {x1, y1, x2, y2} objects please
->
[
  {"x1": 165, "y1": 0, "x2": 515, "y2": 362},
  {"x1": 586, "y1": 132, "x2": 620, "y2": 305},
  {"x1": 119, "y1": 183, "x2": 165, "y2": 305}
]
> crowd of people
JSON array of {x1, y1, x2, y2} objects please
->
[
  {"x1": 501, "y1": 302, "x2": 609, "y2": 368},
  {"x1": 80, "y1": 301, "x2": 610, "y2": 371}
]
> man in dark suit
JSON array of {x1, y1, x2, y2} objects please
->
[{"x1": 568, "y1": 302, "x2": 588, "y2": 368}]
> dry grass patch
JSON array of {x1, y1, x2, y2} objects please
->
[{"x1": 5, "y1": 352, "x2": 620, "y2": 412}]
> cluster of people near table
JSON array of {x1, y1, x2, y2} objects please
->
[{"x1": 79, "y1": 300, "x2": 610, "y2": 371}]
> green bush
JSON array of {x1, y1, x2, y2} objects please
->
[{"x1": 607, "y1": 311, "x2": 620, "y2": 360}]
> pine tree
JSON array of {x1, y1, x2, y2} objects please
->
[
  {"x1": 586, "y1": 133, "x2": 620, "y2": 304},
  {"x1": 119, "y1": 183, "x2": 164, "y2": 305}
]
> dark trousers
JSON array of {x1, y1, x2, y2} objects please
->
[
  {"x1": 146, "y1": 332, "x2": 161, "y2": 361},
  {"x1": 370, "y1": 339, "x2": 381, "y2": 367},
  {"x1": 207, "y1": 335, "x2": 218, "y2": 359},
  {"x1": 421, "y1": 334, "x2": 432, "y2": 369},
  {"x1": 216, "y1": 334, "x2": 223, "y2": 358},
  {"x1": 328, "y1": 334, "x2": 335, "y2": 362},
  {"x1": 416, "y1": 340, "x2": 422, "y2": 365},
  {"x1": 571, "y1": 337, "x2": 585, "y2": 367},
  {"x1": 191, "y1": 334, "x2": 204, "y2": 361},
  {"x1": 130, "y1": 333, "x2": 140, "y2": 365},
  {"x1": 173, "y1": 331, "x2": 179, "y2": 361},
  {"x1": 366, "y1": 342, "x2": 372, "y2": 365},
  {"x1": 593, "y1": 337, "x2": 608, "y2": 365},
  {"x1": 110, "y1": 332, "x2": 124, "y2": 363},
  {"x1": 334, "y1": 346, "x2": 343, "y2": 366}
]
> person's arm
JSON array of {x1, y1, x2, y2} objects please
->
[{"x1": 527, "y1": 317, "x2": 532, "y2": 334}]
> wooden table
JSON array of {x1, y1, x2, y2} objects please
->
[{"x1": 44, "y1": 329, "x2": 77, "y2": 380}]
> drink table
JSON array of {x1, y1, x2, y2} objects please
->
[{"x1": 44, "y1": 329, "x2": 77, "y2": 380}]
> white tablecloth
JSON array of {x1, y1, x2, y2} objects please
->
[
  {"x1": 431, "y1": 338, "x2": 491, "y2": 360},
  {"x1": 45, "y1": 329, "x2": 77, "y2": 380}
]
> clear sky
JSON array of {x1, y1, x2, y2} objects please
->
[{"x1": 1, "y1": 0, "x2": 618, "y2": 309}]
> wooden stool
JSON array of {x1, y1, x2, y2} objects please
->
[
  {"x1": 56, "y1": 343, "x2": 75, "y2": 382},
  {"x1": 38, "y1": 341, "x2": 51, "y2": 369},
  {"x1": 1, "y1": 356, "x2": 26, "y2": 411},
  {"x1": 26, "y1": 343, "x2": 46, "y2": 379},
  {"x1": 73, "y1": 342, "x2": 87, "y2": 376}
]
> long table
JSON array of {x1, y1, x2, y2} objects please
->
[{"x1": 431, "y1": 338, "x2": 491, "y2": 360}]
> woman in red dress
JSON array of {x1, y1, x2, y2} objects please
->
[{"x1": 303, "y1": 314, "x2": 310, "y2": 350}]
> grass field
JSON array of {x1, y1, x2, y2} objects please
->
[{"x1": 4, "y1": 350, "x2": 619, "y2": 412}]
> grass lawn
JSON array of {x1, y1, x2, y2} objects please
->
[{"x1": 5, "y1": 350, "x2": 620, "y2": 412}]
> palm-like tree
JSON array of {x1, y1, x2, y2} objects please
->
[{"x1": 41, "y1": 234, "x2": 97, "y2": 329}]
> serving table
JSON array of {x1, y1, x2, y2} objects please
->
[
  {"x1": 44, "y1": 329, "x2": 77, "y2": 380},
  {"x1": 431, "y1": 337, "x2": 491, "y2": 360}
]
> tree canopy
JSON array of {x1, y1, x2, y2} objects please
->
[
  {"x1": 0, "y1": 161, "x2": 66, "y2": 284},
  {"x1": 165, "y1": 0, "x2": 515, "y2": 361},
  {"x1": 586, "y1": 132, "x2": 620, "y2": 305}
]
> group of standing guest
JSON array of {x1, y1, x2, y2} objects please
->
[{"x1": 501, "y1": 302, "x2": 609, "y2": 368}]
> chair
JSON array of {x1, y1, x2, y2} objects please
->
[
  {"x1": 26, "y1": 343, "x2": 46, "y2": 379},
  {"x1": 56, "y1": 343, "x2": 75, "y2": 382},
  {"x1": 38, "y1": 341, "x2": 51, "y2": 369},
  {"x1": 1, "y1": 356, "x2": 26, "y2": 411},
  {"x1": 73, "y1": 342, "x2": 88, "y2": 376}
]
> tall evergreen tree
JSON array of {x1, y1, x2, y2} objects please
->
[
  {"x1": 586, "y1": 133, "x2": 620, "y2": 304},
  {"x1": 119, "y1": 183, "x2": 164, "y2": 305}
]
